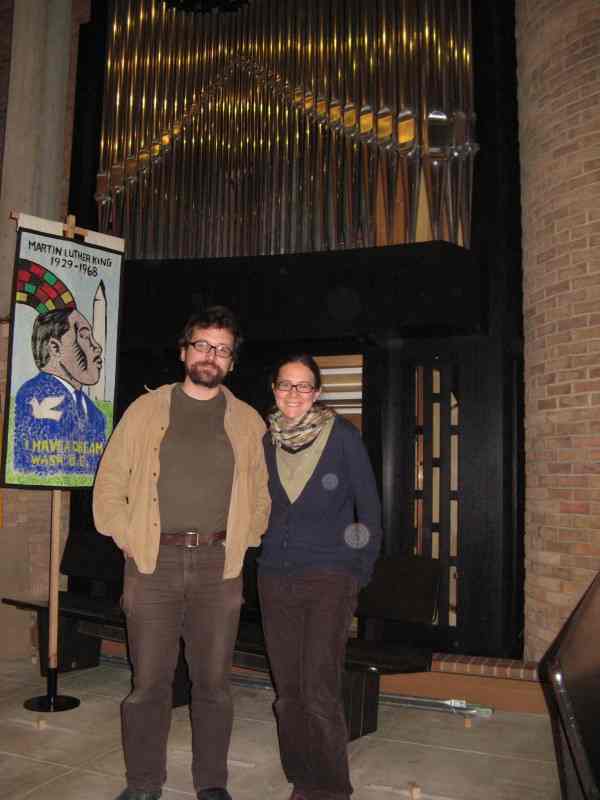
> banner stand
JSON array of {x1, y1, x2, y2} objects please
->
[
  {"x1": 24, "y1": 487, "x2": 80, "y2": 712},
  {"x1": 4, "y1": 210, "x2": 123, "y2": 712},
  {"x1": 15, "y1": 213, "x2": 86, "y2": 712}
]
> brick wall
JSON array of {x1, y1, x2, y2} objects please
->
[
  {"x1": 64, "y1": 0, "x2": 92, "y2": 219},
  {"x1": 0, "y1": 1, "x2": 90, "y2": 657},
  {"x1": 0, "y1": 321, "x2": 54, "y2": 657},
  {"x1": 0, "y1": 0, "x2": 14, "y2": 193},
  {"x1": 516, "y1": 0, "x2": 600, "y2": 660}
]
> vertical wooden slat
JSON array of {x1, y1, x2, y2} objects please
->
[
  {"x1": 421, "y1": 366, "x2": 433, "y2": 559},
  {"x1": 438, "y1": 363, "x2": 452, "y2": 627}
]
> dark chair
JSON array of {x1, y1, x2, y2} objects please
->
[
  {"x1": 345, "y1": 555, "x2": 442, "y2": 674},
  {"x1": 538, "y1": 571, "x2": 600, "y2": 800}
]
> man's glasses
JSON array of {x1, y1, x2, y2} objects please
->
[
  {"x1": 274, "y1": 380, "x2": 316, "y2": 394},
  {"x1": 187, "y1": 339, "x2": 233, "y2": 359}
]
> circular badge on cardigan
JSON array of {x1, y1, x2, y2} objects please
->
[
  {"x1": 322, "y1": 472, "x2": 339, "y2": 491},
  {"x1": 344, "y1": 523, "x2": 370, "y2": 549}
]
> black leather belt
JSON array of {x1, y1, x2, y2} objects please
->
[{"x1": 160, "y1": 530, "x2": 226, "y2": 547}]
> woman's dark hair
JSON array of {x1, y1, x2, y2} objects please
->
[{"x1": 271, "y1": 354, "x2": 322, "y2": 390}]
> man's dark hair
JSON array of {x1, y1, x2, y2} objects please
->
[
  {"x1": 178, "y1": 305, "x2": 243, "y2": 357},
  {"x1": 31, "y1": 308, "x2": 74, "y2": 369}
]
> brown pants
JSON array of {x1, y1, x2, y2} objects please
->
[
  {"x1": 121, "y1": 543, "x2": 242, "y2": 793},
  {"x1": 258, "y1": 570, "x2": 359, "y2": 800}
]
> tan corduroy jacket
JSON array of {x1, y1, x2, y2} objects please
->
[{"x1": 92, "y1": 383, "x2": 270, "y2": 578}]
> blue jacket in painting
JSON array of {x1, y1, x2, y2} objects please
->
[
  {"x1": 260, "y1": 416, "x2": 383, "y2": 586},
  {"x1": 13, "y1": 371, "x2": 107, "y2": 475}
]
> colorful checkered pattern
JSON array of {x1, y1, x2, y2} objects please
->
[{"x1": 15, "y1": 262, "x2": 76, "y2": 314}]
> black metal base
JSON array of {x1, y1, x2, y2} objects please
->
[
  {"x1": 24, "y1": 666, "x2": 80, "y2": 713},
  {"x1": 24, "y1": 694, "x2": 80, "y2": 712}
]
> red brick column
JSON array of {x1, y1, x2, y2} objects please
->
[
  {"x1": 0, "y1": 0, "x2": 14, "y2": 191},
  {"x1": 516, "y1": 0, "x2": 600, "y2": 660},
  {"x1": 0, "y1": 1, "x2": 90, "y2": 658}
]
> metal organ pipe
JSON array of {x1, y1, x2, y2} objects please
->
[{"x1": 97, "y1": 0, "x2": 478, "y2": 258}]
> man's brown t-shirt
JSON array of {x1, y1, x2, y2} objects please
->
[{"x1": 158, "y1": 384, "x2": 234, "y2": 534}]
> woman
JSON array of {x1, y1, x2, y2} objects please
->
[{"x1": 258, "y1": 354, "x2": 382, "y2": 800}]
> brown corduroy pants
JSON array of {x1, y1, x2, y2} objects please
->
[
  {"x1": 259, "y1": 570, "x2": 359, "y2": 800},
  {"x1": 121, "y1": 543, "x2": 242, "y2": 794}
]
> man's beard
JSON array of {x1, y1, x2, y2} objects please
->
[{"x1": 186, "y1": 361, "x2": 226, "y2": 389}]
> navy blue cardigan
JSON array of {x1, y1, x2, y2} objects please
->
[{"x1": 259, "y1": 416, "x2": 383, "y2": 586}]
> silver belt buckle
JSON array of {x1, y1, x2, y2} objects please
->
[{"x1": 184, "y1": 531, "x2": 200, "y2": 548}]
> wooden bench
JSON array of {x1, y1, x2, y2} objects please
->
[
  {"x1": 2, "y1": 591, "x2": 192, "y2": 706},
  {"x1": 3, "y1": 554, "x2": 440, "y2": 741}
]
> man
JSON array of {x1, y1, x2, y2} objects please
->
[
  {"x1": 14, "y1": 307, "x2": 106, "y2": 475},
  {"x1": 93, "y1": 306, "x2": 270, "y2": 800}
]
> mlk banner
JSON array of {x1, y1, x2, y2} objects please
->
[{"x1": 1, "y1": 218, "x2": 123, "y2": 488}]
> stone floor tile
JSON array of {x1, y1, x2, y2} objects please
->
[
  {"x1": 0, "y1": 710, "x2": 122, "y2": 768},
  {"x1": 1, "y1": 688, "x2": 121, "y2": 735},
  {"x1": 76, "y1": 744, "x2": 125, "y2": 777},
  {"x1": 8, "y1": 768, "x2": 127, "y2": 800},
  {"x1": 0, "y1": 678, "x2": 45, "y2": 704},
  {"x1": 0, "y1": 657, "x2": 42, "y2": 683},
  {"x1": 374, "y1": 703, "x2": 556, "y2": 761},
  {"x1": 58, "y1": 663, "x2": 132, "y2": 699},
  {"x1": 350, "y1": 736, "x2": 560, "y2": 800},
  {"x1": 0, "y1": 752, "x2": 73, "y2": 800},
  {"x1": 229, "y1": 716, "x2": 280, "y2": 766},
  {"x1": 231, "y1": 683, "x2": 276, "y2": 722}
]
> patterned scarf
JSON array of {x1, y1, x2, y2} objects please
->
[{"x1": 269, "y1": 403, "x2": 336, "y2": 452}]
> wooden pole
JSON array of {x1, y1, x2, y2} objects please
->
[
  {"x1": 47, "y1": 490, "x2": 63, "y2": 672},
  {"x1": 47, "y1": 215, "x2": 76, "y2": 673}
]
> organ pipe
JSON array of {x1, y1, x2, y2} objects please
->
[{"x1": 97, "y1": 0, "x2": 478, "y2": 258}]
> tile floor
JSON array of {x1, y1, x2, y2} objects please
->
[{"x1": 0, "y1": 656, "x2": 560, "y2": 800}]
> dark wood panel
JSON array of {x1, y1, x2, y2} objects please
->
[{"x1": 119, "y1": 241, "x2": 484, "y2": 352}]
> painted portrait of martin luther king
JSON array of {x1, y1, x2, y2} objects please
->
[
  {"x1": 13, "y1": 306, "x2": 107, "y2": 477},
  {"x1": 2, "y1": 230, "x2": 122, "y2": 489}
]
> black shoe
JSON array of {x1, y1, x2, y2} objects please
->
[
  {"x1": 114, "y1": 790, "x2": 162, "y2": 800},
  {"x1": 197, "y1": 789, "x2": 232, "y2": 800}
]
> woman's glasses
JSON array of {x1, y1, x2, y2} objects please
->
[{"x1": 274, "y1": 380, "x2": 316, "y2": 394}]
